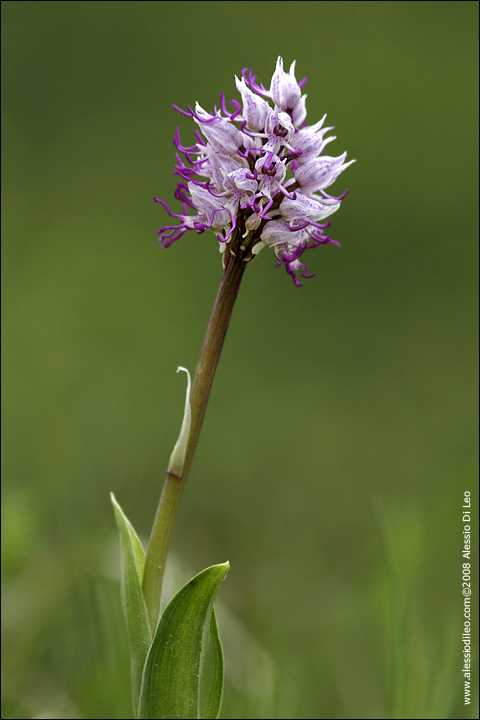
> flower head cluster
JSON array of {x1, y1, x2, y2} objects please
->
[{"x1": 156, "y1": 58, "x2": 354, "y2": 286}]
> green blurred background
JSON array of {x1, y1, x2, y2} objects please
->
[{"x1": 2, "y1": 2, "x2": 478, "y2": 718}]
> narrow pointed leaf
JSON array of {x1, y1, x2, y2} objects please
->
[
  {"x1": 198, "y1": 605, "x2": 224, "y2": 719},
  {"x1": 168, "y1": 366, "x2": 191, "y2": 477},
  {"x1": 111, "y1": 493, "x2": 152, "y2": 717},
  {"x1": 139, "y1": 562, "x2": 229, "y2": 720}
]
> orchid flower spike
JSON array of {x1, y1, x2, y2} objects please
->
[{"x1": 156, "y1": 57, "x2": 355, "y2": 287}]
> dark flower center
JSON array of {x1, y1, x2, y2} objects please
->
[{"x1": 274, "y1": 124, "x2": 288, "y2": 138}]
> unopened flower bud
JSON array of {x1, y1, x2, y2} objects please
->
[
  {"x1": 270, "y1": 57, "x2": 302, "y2": 112},
  {"x1": 294, "y1": 153, "x2": 355, "y2": 194},
  {"x1": 235, "y1": 76, "x2": 270, "y2": 132},
  {"x1": 194, "y1": 103, "x2": 245, "y2": 154}
]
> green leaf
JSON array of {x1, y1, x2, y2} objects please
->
[
  {"x1": 167, "y1": 366, "x2": 192, "y2": 477},
  {"x1": 111, "y1": 493, "x2": 152, "y2": 718},
  {"x1": 138, "y1": 562, "x2": 229, "y2": 720}
]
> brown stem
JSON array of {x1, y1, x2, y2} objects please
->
[{"x1": 142, "y1": 248, "x2": 247, "y2": 631}]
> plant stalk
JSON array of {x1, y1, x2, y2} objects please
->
[{"x1": 142, "y1": 246, "x2": 247, "y2": 631}]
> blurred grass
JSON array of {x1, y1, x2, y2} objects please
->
[{"x1": 2, "y1": 1, "x2": 478, "y2": 718}]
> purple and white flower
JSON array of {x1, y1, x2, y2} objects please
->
[{"x1": 156, "y1": 57, "x2": 355, "y2": 286}]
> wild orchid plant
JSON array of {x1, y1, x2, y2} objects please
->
[{"x1": 111, "y1": 57, "x2": 354, "y2": 719}]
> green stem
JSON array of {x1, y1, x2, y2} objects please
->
[{"x1": 142, "y1": 249, "x2": 247, "y2": 631}]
